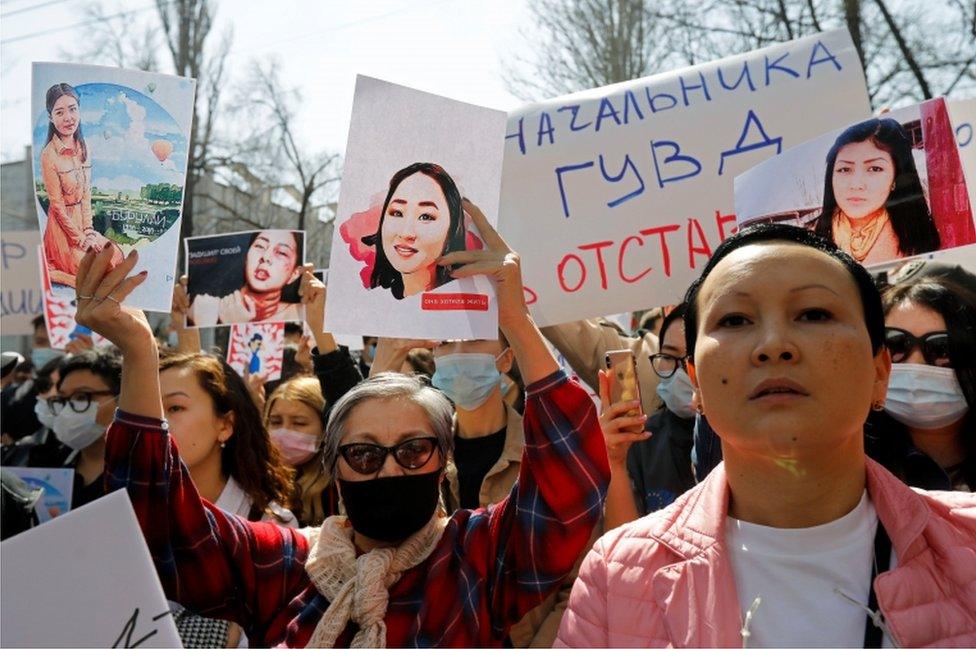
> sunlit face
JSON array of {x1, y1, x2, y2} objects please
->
[
  {"x1": 832, "y1": 140, "x2": 896, "y2": 220},
  {"x1": 267, "y1": 397, "x2": 323, "y2": 440},
  {"x1": 245, "y1": 231, "x2": 301, "y2": 293},
  {"x1": 381, "y1": 173, "x2": 452, "y2": 276},
  {"x1": 58, "y1": 370, "x2": 116, "y2": 430},
  {"x1": 49, "y1": 94, "x2": 79, "y2": 139},
  {"x1": 689, "y1": 243, "x2": 889, "y2": 460},
  {"x1": 335, "y1": 397, "x2": 443, "y2": 483},
  {"x1": 885, "y1": 301, "x2": 949, "y2": 366},
  {"x1": 161, "y1": 367, "x2": 232, "y2": 470}
]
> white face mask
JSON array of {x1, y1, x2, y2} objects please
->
[
  {"x1": 34, "y1": 398, "x2": 55, "y2": 430},
  {"x1": 884, "y1": 363, "x2": 969, "y2": 430},
  {"x1": 52, "y1": 404, "x2": 108, "y2": 451},
  {"x1": 655, "y1": 368, "x2": 696, "y2": 419}
]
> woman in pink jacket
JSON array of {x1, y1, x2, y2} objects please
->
[{"x1": 558, "y1": 224, "x2": 976, "y2": 648}]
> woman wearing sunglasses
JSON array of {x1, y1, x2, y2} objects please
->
[
  {"x1": 866, "y1": 271, "x2": 975, "y2": 491},
  {"x1": 601, "y1": 304, "x2": 698, "y2": 530},
  {"x1": 73, "y1": 200, "x2": 609, "y2": 648}
]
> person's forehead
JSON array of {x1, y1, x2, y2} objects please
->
[
  {"x1": 59, "y1": 369, "x2": 109, "y2": 393},
  {"x1": 53, "y1": 96, "x2": 76, "y2": 108},
  {"x1": 271, "y1": 397, "x2": 317, "y2": 418},
  {"x1": 836, "y1": 139, "x2": 892, "y2": 160},
  {"x1": 256, "y1": 232, "x2": 296, "y2": 248},
  {"x1": 700, "y1": 242, "x2": 857, "y2": 304},
  {"x1": 885, "y1": 300, "x2": 947, "y2": 333},
  {"x1": 343, "y1": 397, "x2": 433, "y2": 440},
  {"x1": 434, "y1": 339, "x2": 501, "y2": 354},
  {"x1": 393, "y1": 173, "x2": 446, "y2": 201},
  {"x1": 661, "y1": 320, "x2": 686, "y2": 350}
]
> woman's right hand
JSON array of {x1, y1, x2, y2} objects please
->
[
  {"x1": 74, "y1": 246, "x2": 152, "y2": 352},
  {"x1": 598, "y1": 369, "x2": 650, "y2": 468},
  {"x1": 171, "y1": 276, "x2": 190, "y2": 328}
]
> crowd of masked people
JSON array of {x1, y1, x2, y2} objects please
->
[{"x1": 2, "y1": 214, "x2": 974, "y2": 648}]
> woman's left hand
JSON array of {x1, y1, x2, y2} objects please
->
[
  {"x1": 218, "y1": 290, "x2": 257, "y2": 324},
  {"x1": 438, "y1": 199, "x2": 529, "y2": 330},
  {"x1": 298, "y1": 264, "x2": 325, "y2": 332}
]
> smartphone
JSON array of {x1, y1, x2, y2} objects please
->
[{"x1": 605, "y1": 349, "x2": 643, "y2": 417}]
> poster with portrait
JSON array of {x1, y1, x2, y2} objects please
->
[
  {"x1": 31, "y1": 63, "x2": 195, "y2": 313},
  {"x1": 4, "y1": 466, "x2": 74, "y2": 523},
  {"x1": 226, "y1": 322, "x2": 285, "y2": 381},
  {"x1": 735, "y1": 97, "x2": 975, "y2": 269},
  {"x1": 184, "y1": 229, "x2": 306, "y2": 327},
  {"x1": 0, "y1": 490, "x2": 181, "y2": 648},
  {"x1": 38, "y1": 247, "x2": 107, "y2": 349},
  {"x1": 325, "y1": 76, "x2": 508, "y2": 340}
]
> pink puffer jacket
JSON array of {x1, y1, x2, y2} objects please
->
[{"x1": 556, "y1": 460, "x2": 976, "y2": 647}]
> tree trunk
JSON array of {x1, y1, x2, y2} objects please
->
[{"x1": 843, "y1": 0, "x2": 864, "y2": 75}]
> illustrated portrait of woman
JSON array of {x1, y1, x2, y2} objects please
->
[
  {"x1": 188, "y1": 230, "x2": 303, "y2": 326},
  {"x1": 813, "y1": 117, "x2": 941, "y2": 265},
  {"x1": 361, "y1": 162, "x2": 466, "y2": 300},
  {"x1": 40, "y1": 82, "x2": 123, "y2": 288}
]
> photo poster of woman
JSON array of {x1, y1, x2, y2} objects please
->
[
  {"x1": 226, "y1": 322, "x2": 284, "y2": 381},
  {"x1": 183, "y1": 229, "x2": 306, "y2": 327},
  {"x1": 734, "y1": 97, "x2": 975, "y2": 270},
  {"x1": 30, "y1": 63, "x2": 195, "y2": 312},
  {"x1": 324, "y1": 75, "x2": 508, "y2": 341},
  {"x1": 37, "y1": 247, "x2": 107, "y2": 350}
]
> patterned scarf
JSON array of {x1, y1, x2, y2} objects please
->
[{"x1": 304, "y1": 514, "x2": 448, "y2": 648}]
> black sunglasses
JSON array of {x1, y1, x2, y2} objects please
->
[
  {"x1": 338, "y1": 436, "x2": 440, "y2": 475},
  {"x1": 884, "y1": 327, "x2": 952, "y2": 367},
  {"x1": 649, "y1": 353, "x2": 687, "y2": 379}
]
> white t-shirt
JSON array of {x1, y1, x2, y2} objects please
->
[{"x1": 726, "y1": 491, "x2": 894, "y2": 648}]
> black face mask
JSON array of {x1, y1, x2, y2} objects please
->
[{"x1": 338, "y1": 471, "x2": 442, "y2": 543}]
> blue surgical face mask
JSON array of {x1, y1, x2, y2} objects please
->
[
  {"x1": 432, "y1": 352, "x2": 502, "y2": 411},
  {"x1": 31, "y1": 347, "x2": 63, "y2": 369},
  {"x1": 884, "y1": 363, "x2": 969, "y2": 429},
  {"x1": 656, "y1": 368, "x2": 696, "y2": 419}
]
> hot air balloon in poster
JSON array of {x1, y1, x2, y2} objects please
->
[{"x1": 151, "y1": 139, "x2": 173, "y2": 163}]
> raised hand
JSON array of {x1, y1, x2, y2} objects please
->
[
  {"x1": 170, "y1": 276, "x2": 201, "y2": 353},
  {"x1": 598, "y1": 369, "x2": 650, "y2": 467},
  {"x1": 64, "y1": 333, "x2": 94, "y2": 355},
  {"x1": 298, "y1": 265, "x2": 337, "y2": 354},
  {"x1": 74, "y1": 246, "x2": 152, "y2": 350}
]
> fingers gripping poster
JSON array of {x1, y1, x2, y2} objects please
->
[
  {"x1": 497, "y1": 29, "x2": 872, "y2": 326},
  {"x1": 735, "y1": 98, "x2": 975, "y2": 269},
  {"x1": 31, "y1": 63, "x2": 195, "y2": 313},
  {"x1": 325, "y1": 76, "x2": 508, "y2": 340}
]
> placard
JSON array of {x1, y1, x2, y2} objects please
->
[
  {"x1": 0, "y1": 489, "x2": 181, "y2": 647},
  {"x1": 226, "y1": 322, "x2": 285, "y2": 381},
  {"x1": 314, "y1": 269, "x2": 364, "y2": 350},
  {"x1": 4, "y1": 466, "x2": 74, "y2": 522},
  {"x1": 31, "y1": 63, "x2": 195, "y2": 312},
  {"x1": 0, "y1": 230, "x2": 43, "y2": 335},
  {"x1": 185, "y1": 229, "x2": 306, "y2": 327},
  {"x1": 498, "y1": 29, "x2": 871, "y2": 326},
  {"x1": 39, "y1": 247, "x2": 107, "y2": 349},
  {"x1": 736, "y1": 98, "x2": 975, "y2": 267},
  {"x1": 325, "y1": 76, "x2": 507, "y2": 340}
]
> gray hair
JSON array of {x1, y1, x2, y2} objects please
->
[{"x1": 322, "y1": 372, "x2": 455, "y2": 474}]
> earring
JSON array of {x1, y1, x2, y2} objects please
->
[
  {"x1": 696, "y1": 404, "x2": 704, "y2": 415},
  {"x1": 890, "y1": 181, "x2": 896, "y2": 191},
  {"x1": 872, "y1": 400, "x2": 885, "y2": 412},
  {"x1": 219, "y1": 440, "x2": 226, "y2": 449}
]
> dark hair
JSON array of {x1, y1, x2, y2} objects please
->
[
  {"x1": 31, "y1": 315, "x2": 46, "y2": 332},
  {"x1": 33, "y1": 355, "x2": 64, "y2": 394},
  {"x1": 658, "y1": 304, "x2": 687, "y2": 351},
  {"x1": 246, "y1": 231, "x2": 303, "y2": 302},
  {"x1": 283, "y1": 322, "x2": 303, "y2": 337},
  {"x1": 361, "y1": 162, "x2": 465, "y2": 300},
  {"x1": 57, "y1": 348, "x2": 122, "y2": 394},
  {"x1": 683, "y1": 224, "x2": 885, "y2": 359},
  {"x1": 250, "y1": 333, "x2": 263, "y2": 343},
  {"x1": 813, "y1": 118, "x2": 940, "y2": 257},
  {"x1": 881, "y1": 273, "x2": 975, "y2": 485},
  {"x1": 45, "y1": 83, "x2": 87, "y2": 163},
  {"x1": 159, "y1": 353, "x2": 294, "y2": 519}
]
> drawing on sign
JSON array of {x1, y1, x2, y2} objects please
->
[{"x1": 112, "y1": 607, "x2": 173, "y2": 649}]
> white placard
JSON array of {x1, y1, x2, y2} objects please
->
[
  {"x1": 0, "y1": 489, "x2": 182, "y2": 648},
  {"x1": 499, "y1": 29, "x2": 871, "y2": 326},
  {"x1": 948, "y1": 98, "x2": 975, "y2": 214},
  {"x1": 31, "y1": 63, "x2": 195, "y2": 313},
  {"x1": 325, "y1": 76, "x2": 507, "y2": 340},
  {"x1": 0, "y1": 230, "x2": 43, "y2": 335}
]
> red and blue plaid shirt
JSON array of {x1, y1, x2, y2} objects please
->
[{"x1": 105, "y1": 369, "x2": 609, "y2": 647}]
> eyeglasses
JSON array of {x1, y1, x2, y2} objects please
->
[
  {"x1": 337, "y1": 436, "x2": 440, "y2": 475},
  {"x1": 649, "y1": 353, "x2": 687, "y2": 379},
  {"x1": 884, "y1": 327, "x2": 952, "y2": 367},
  {"x1": 47, "y1": 391, "x2": 116, "y2": 415}
]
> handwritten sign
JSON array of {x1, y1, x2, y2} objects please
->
[
  {"x1": 227, "y1": 322, "x2": 285, "y2": 381},
  {"x1": 736, "y1": 98, "x2": 975, "y2": 266},
  {"x1": 325, "y1": 76, "x2": 507, "y2": 340},
  {"x1": 31, "y1": 63, "x2": 195, "y2": 313},
  {"x1": 0, "y1": 489, "x2": 181, "y2": 648},
  {"x1": 0, "y1": 230, "x2": 43, "y2": 335},
  {"x1": 498, "y1": 29, "x2": 871, "y2": 326}
]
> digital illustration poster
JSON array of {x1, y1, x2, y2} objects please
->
[
  {"x1": 497, "y1": 29, "x2": 872, "y2": 325},
  {"x1": 226, "y1": 322, "x2": 285, "y2": 381},
  {"x1": 30, "y1": 62, "x2": 195, "y2": 313},
  {"x1": 736, "y1": 97, "x2": 975, "y2": 268},
  {"x1": 185, "y1": 229, "x2": 306, "y2": 327},
  {"x1": 39, "y1": 248, "x2": 106, "y2": 350},
  {"x1": 4, "y1": 467, "x2": 74, "y2": 523},
  {"x1": 325, "y1": 76, "x2": 507, "y2": 340}
]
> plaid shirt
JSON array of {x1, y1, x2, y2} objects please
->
[{"x1": 106, "y1": 369, "x2": 609, "y2": 647}]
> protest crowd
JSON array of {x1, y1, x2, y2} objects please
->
[{"x1": 2, "y1": 24, "x2": 975, "y2": 649}]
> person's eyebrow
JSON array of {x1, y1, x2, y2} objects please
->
[
  {"x1": 662, "y1": 343, "x2": 682, "y2": 353},
  {"x1": 254, "y1": 235, "x2": 270, "y2": 244},
  {"x1": 863, "y1": 157, "x2": 889, "y2": 163},
  {"x1": 417, "y1": 201, "x2": 439, "y2": 209},
  {"x1": 163, "y1": 391, "x2": 191, "y2": 399},
  {"x1": 390, "y1": 199, "x2": 407, "y2": 205},
  {"x1": 790, "y1": 283, "x2": 841, "y2": 297}
]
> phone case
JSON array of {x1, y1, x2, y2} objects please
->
[{"x1": 605, "y1": 349, "x2": 643, "y2": 417}]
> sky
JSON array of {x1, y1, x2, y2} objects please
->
[{"x1": 1, "y1": 0, "x2": 531, "y2": 163}]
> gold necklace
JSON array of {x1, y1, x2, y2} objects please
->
[{"x1": 836, "y1": 210, "x2": 889, "y2": 262}]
